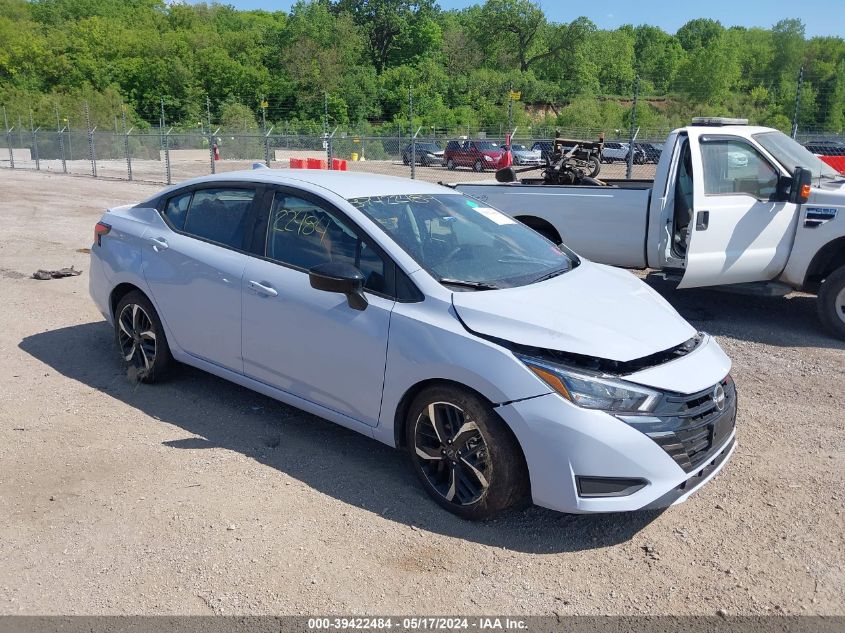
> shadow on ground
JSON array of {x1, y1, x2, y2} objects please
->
[
  {"x1": 20, "y1": 321, "x2": 663, "y2": 554},
  {"x1": 643, "y1": 274, "x2": 845, "y2": 350}
]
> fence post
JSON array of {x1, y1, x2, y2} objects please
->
[
  {"x1": 264, "y1": 126, "x2": 273, "y2": 167},
  {"x1": 409, "y1": 88, "x2": 415, "y2": 179},
  {"x1": 209, "y1": 132, "x2": 215, "y2": 175},
  {"x1": 56, "y1": 107, "x2": 66, "y2": 173},
  {"x1": 32, "y1": 129, "x2": 40, "y2": 170},
  {"x1": 3, "y1": 107, "x2": 14, "y2": 169},
  {"x1": 84, "y1": 101, "x2": 97, "y2": 178},
  {"x1": 29, "y1": 111, "x2": 40, "y2": 171},
  {"x1": 122, "y1": 108, "x2": 133, "y2": 181},
  {"x1": 164, "y1": 128, "x2": 172, "y2": 185},
  {"x1": 791, "y1": 65, "x2": 804, "y2": 140},
  {"x1": 626, "y1": 76, "x2": 639, "y2": 180}
]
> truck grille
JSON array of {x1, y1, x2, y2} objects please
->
[{"x1": 622, "y1": 375, "x2": 736, "y2": 473}]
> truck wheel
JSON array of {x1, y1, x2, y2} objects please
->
[
  {"x1": 405, "y1": 384, "x2": 529, "y2": 520},
  {"x1": 817, "y1": 266, "x2": 845, "y2": 339},
  {"x1": 587, "y1": 156, "x2": 601, "y2": 178}
]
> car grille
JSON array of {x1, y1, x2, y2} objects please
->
[{"x1": 621, "y1": 375, "x2": 736, "y2": 473}]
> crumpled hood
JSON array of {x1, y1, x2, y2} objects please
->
[{"x1": 452, "y1": 262, "x2": 696, "y2": 362}]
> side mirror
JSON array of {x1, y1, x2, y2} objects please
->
[
  {"x1": 788, "y1": 166, "x2": 813, "y2": 204},
  {"x1": 309, "y1": 262, "x2": 368, "y2": 311},
  {"x1": 496, "y1": 167, "x2": 517, "y2": 183}
]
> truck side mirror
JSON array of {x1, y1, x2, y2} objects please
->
[{"x1": 788, "y1": 167, "x2": 813, "y2": 204}]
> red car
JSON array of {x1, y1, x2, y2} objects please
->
[{"x1": 444, "y1": 140, "x2": 504, "y2": 172}]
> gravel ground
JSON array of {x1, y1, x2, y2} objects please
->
[{"x1": 0, "y1": 169, "x2": 843, "y2": 616}]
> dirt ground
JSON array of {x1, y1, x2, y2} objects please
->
[{"x1": 0, "y1": 169, "x2": 842, "y2": 616}]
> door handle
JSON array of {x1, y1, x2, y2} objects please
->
[
  {"x1": 148, "y1": 236, "x2": 169, "y2": 251},
  {"x1": 248, "y1": 280, "x2": 278, "y2": 297},
  {"x1": 695, "y1": 210, "x2": 710, "y2": 231}
]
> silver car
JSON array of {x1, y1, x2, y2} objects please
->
[
  {"x1": 510, "y1": 144, "x2": 543, "y2": 166},
  {"x1": 89, "y1": 169, "x2": 735, "y2": 519}
]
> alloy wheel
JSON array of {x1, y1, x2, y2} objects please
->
[
  {"x1": 117, "y1": 303, "x2": 157, "y2": 373},
  {"x1": 413, "y1": 402, "x2": 491, "y2": 505}
]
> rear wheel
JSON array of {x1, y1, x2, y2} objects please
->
[
  {"x1": 587, "y1": 156, "x2": 601, "y2": 178},
  {"x1": 114, "y1": 290, "x2": 172, "y2": 383},
  {"x1": 817, "y1": 266, "x2": 845, "y2": 340},
  {"x1": 406, "y1": 385, "x2": 528, "y2": 520}
]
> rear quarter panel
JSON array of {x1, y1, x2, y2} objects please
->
[{"x1": 89, "y1": 204, "x2": 163, "y2": 329}]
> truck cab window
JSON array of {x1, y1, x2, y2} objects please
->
[{"x1": 700, "y1": 139, "x2": 779, "y2": 200}]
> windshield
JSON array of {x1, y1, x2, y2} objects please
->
[
  {"x1": 418, "y1": 143, "x2": 440, "y2": 151},
  {"x1": 753, "y1": 131, "x2": 839, "y2": 179},
  {"x1": 349, "y1": 194, "x2": 577, "y2": 289},
  {"x1": 475, "y1": 141, "x2": 500, "y2": 151}
]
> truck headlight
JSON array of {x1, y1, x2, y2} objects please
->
[{"x1": 517, "y1": 356, "x2": 661, "y2": 414}]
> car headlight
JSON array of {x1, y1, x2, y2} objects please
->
[
  {"x1": 517, "y1": 356, "x2": 661, "y2": 414},
  {"x1": 484, "y1": 155, "x2": 493, "y2": 161}
]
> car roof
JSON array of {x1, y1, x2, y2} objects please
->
[{"x1": 150, "y1": 169, "x2": 453, "y2": 201}]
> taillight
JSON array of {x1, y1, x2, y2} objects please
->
[{"x1": 94, "y1": 222, "x2": 111, "y2": 246}]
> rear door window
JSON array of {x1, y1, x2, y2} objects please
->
[
  {"x1": 163, "y1": 192, "x2": 192, "y2": 231},
  {"x1": 182, "y1": 188, "x2": 257, "y2": 249}
]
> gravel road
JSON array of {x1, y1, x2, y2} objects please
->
[{"x1": 0, "y1": 169, "x2": 842, "y2": 616}]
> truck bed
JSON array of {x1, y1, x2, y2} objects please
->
[{"x1": 454, "y1": 181, "x2": 653, "y2": 268}]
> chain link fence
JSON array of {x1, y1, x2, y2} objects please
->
[{"x1": 0, "y1": 125, "x2": 667, "y2": 185}]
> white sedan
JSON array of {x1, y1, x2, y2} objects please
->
[{"x1": 89, "y1": 169, "x2": 736, "y2": 518}]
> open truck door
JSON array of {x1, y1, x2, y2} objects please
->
[{"x1": 678, "y1": 133, "x2": 801, "y2": 289}]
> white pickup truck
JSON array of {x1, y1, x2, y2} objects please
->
[{"x1": 455, "y1": 118, "x2": 845, "y2": 339}]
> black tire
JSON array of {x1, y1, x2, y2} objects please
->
[
  {"x1": 473, "y1": 159, "x2": 484, "y2": 172},
  {"x1": 114, "y1": 290, "x2": 172, "y2": 383},
  {"x1": 402, "y1": 155, "x2": 409, "y2": 165},
  {"x1": 446, "y1": 158, "x2": 456, "y2": 171},
  {"x1": 405, "y1": 384, "x2": 529, "y2": 520},
  {"x1": 587, "y1": 156, "x2": 601, "y2": 178},
  {"x1": 817, "y1": 266, "x2": 845, "y2": 339}
]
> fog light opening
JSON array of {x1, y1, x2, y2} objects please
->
[{"x1": 576, "y1": 476, "x2": 648, "y2": 498}]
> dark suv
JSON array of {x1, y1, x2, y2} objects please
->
[
  {"x1": 443, "y1": 140, "x2": 503, "y2": 171},
  {"x1": 402, "y1": 142, "x2": 444, "y2": 166},
  {"x1": 803, "y1": 140, "x2": 845, "y2": 156},
  {"x1": 637, "y1": 142, "x2": 663, "y2": 164}
]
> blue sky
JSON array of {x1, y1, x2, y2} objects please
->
[{"x1": 209, "y1": 0, "x2": 845, "y2": 37}]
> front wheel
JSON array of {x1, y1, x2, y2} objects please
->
[
  {"x1": 587, "y1": 156, "x2": 601, "y2": 177},
  {"x1": 473, "y1": 159, "x2": 484, "y2": 172},
  {"x1": 406, "y1": 385, "x2": 529, "y2": 520},
  {"x1": 446, "y1": 158, "x2": 456, "y2": 170},
  {"x1": 114, "y1": 290, "x2": 172, "y2": 382},
  {"x1": 817, "y1": 266, "x2": 845, "y2": 339}
]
